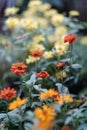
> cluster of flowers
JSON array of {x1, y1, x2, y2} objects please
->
[
  {"x1": 0, "y1": 0, "x2": 87, "y2": 130},
  {"x1": 0, "y1": 34, "x2": 84, "y2": 130}
]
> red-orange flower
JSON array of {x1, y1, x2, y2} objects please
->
[
  {"x1": 64, "y1": 34, "x2": 77, "y2": 44},
  {"x1": 31, "y1": 50, "x2": 43, "y2": 58},
  {"x1": 11, "y1": 62, "x2": 27, "y2": 75},
  {"x1": 0, "y1": 87, "x2": 16, "y2": 100},
  {"x1": 61, "y1": 125, "x2": 71, "y2": 130},
  {"x1": 56, "y1": 62, "x2": 66, "y2": 69},
  {"x1": 36, "y1": 71, "x2": 50, "y2": 78}
]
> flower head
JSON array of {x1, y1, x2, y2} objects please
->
[
  {"x1": 64, "y1": 34, "x2": 77, "y2": 44},
  {"x1": 35, "y1": 105, "x2": 56, "y2": 130},
  {"x1": 8, "y1": 97, "x2": 27, "y2": 110},
  {"x1": 36, "y1": 71, "x2": 50, "y2": 79},
  {"x1": 11, "y1": 62, "x2": 27, "y2": 75},
  {"x1": 31, "y1": 50, "x2": 43, "y2": 58},
  {"x1": 40, "y1": 89, "x2": 59, "y2": 101},
  {"x1": 56, "y1": 94, "x2": 73, "y2": 104},
  {"x1": 0, "y1": 87, "x2": 16, "y2": 100},
  {"x1": 69, "y1": 10, "x2": 80, "y2": 17},
  {"x1": 56, "y1": 62, "x2": 66, "y2": 69}
]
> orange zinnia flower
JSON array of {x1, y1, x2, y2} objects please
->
[
  {"x1": 40, "y1": 89, "x2": 59, "y2": 101},
  {"x1": 8, "y1": 97, "x2": 27, "y2": 110},
  {"x1": 61, "y1": 125, "x2": 71, "y2": 130},
  {"x1": 56, "y1": 62, "x2": 66, "y2": 69},
  {"x1": 11, "y1": 62, "x2": 27, "y2": 75},
  {"x1": 36, "y1": 71, "x2": 50, "y2": 78},
  {"x1": 31, "y1": 50, "x2": 43, "y2": 58},
  {"x1": 56, "y1": 94, "x2": 73, "y2": 104},
  {"x1": 64, "y1": 34, "x2": 77, "y2": 44},
  {"x1": 0, "y1": 87, "x2": 16, "y2": 100},
  {"x1": 35, "y1": 105, "x2": 56, "y2": 130}
]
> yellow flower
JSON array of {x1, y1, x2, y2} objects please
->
[
  {"x1": 55, "y1": 72, "x2": 67, "y2": 79},
  {"x1": 38, "y1": 3, "x2": 51, "y2": 12},
  {"x1": 53, "y1": 39, "x2": 69, "y2": 56},
  {"x1": 20, "y1": 18, "x2": 38, "y2": 31},
  {"x1": 26, "y1": 55, "x2": 40, "y2": 64},
  {"x1": 56, "y1": 94, "x2": 73, "y2": 104},
  {"x1": 4, "y1": 7, "x2": 19, "y2": 15},
  {"x1": 37, "y1": 18, "x2": 48, "y2": 28},
  {"x1": 29, "y1": 0, "x2": 42, "y2": 8},
  {"x1": 43, "y1": 51, "x2": 53, "y2": 59},
  {"x1": 8, "y1": 97, "x2": 27, "y2": 110},
  {"x1": 47, "y1": 35, "x2": 58, "y2": 42},
  {"x1": 63, "y1": 94, "x2": 73, "y2": 103},
  {"x1": 35, "y1": 105, "x2": 56, "y2": 130},
  {"x1": 56, "y1": 95, "x2": 64, "y2": 104},
  {"x1": 55, "y1": 26, "x2": 68, "y2": 36},
  {"x1": 81, "y1": 36, "x2": 87, "y2": 45},
  {"x1": 27, "y1": 43, "x2": 45, "y2": 52},
  {"x1": 40, "y1": 89, "x2": 59, "y2": 101},
  {"x1": 44, "y1": 9, "x2": 58, "y2": 18},
  {"x1": 33, "y1": 35, "x2": 45, "y2": 43},
  {"x1": 69, "y1": 10, "x2": 80, "y2": 17},
  {"x1": 5, "y1": 17, "x2": 19, "y2": 29},
  {"x1": 51, "y1": 14, "x2": 64, "y2": 25}
]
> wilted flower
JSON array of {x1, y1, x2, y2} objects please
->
[
  {"x1": 11, "y1": 62, "x2": 27, "y2": 75},
  {"x1": 8, "y1": 97, "x2": 27, "y2": 110},
  {"x1": 0, "y1": 87, "x2": 16, "y2": 100},
  {"x1": 36, "y1": 71, "x2": 50, "y2": 79}
]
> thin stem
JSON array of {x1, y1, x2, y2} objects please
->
[{"x1": 69, "y1": 44, "x2": 73, "y2": 78}]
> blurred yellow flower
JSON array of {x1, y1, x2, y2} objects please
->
[
  {"x1": 81, "y1": 36, "x2": 87, "y2": 45},
  {"x1": 53, "y1": 39, "x2": 69, "y2": 56},
  {"x1": 5, "y1": 17, "x2": 19, "y2": 29},
  {"x1": 55, "y1": 26, "x2": 68, "y2": 36},
  {"x1": 4, "y1": 7, "x2": 19, "y2": 15},
  {"x1": 38, "y1": 3, "x2": 51, "y2": 12},
  {"x1": 44, "y1": 9, "x2": 58, "y2": 18},
  {"x1": 29, "y1": 0, "x2": 42, "y2": 8},
  {"x1": 8, "y1": 97, "x2": 27, "y2": 110},
  {"x1": 55, "y1": 72, "x2": 67, "y2": 79},
  {"x1": 20, "y1": 18, "x2": 38, "y2": 30},
  {"x1": 51, "y1": 14, "x2": 64, "y2": 25},
  {"x1": 33, "y1": 35, "x2": 45, "y2": 43},
  {"x1": 43, "y1": 51, "x2": 53, "y2": 59},
  {"x1": 27, "y1": 43, "x2": 45, "y2": 52},
  {"x1": 26, "y1": 55, "x2": 40, "y2": 64},
  {"x1": 69, "y1": 10, "x2": 80, "y2": 17}
]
